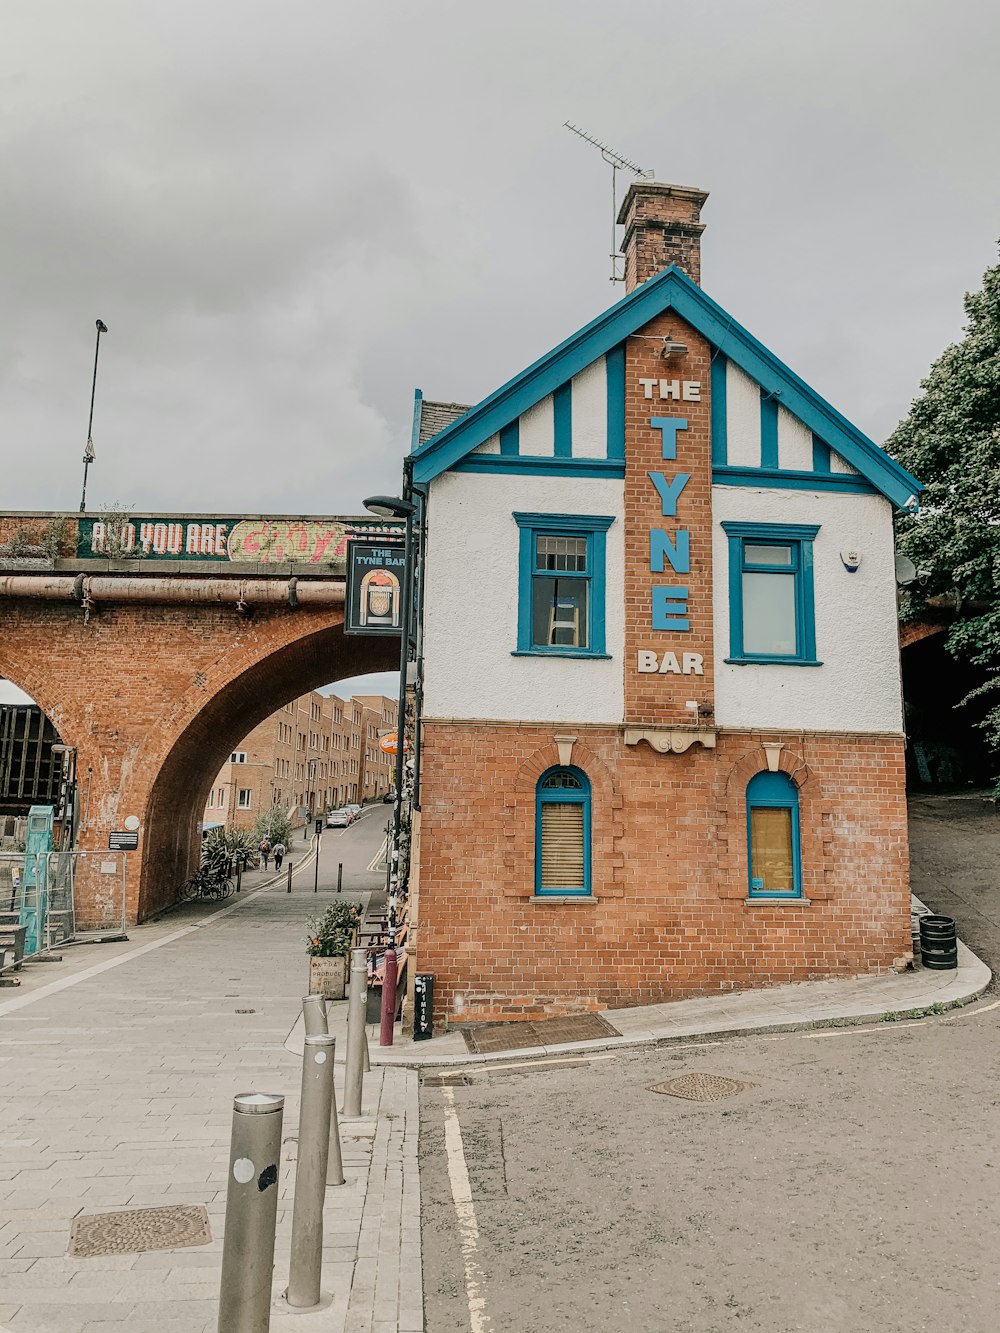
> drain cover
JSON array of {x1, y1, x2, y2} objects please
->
[
  {"x1": 422, "y1": 1073, "x2": 473, "y2": 1087},
  {"x1": 649, "y1": 1073, "x2": 754, "y2": 1102},
  {"x1": 69, "y1": 1204, "x2": 212, "y2": 1257}
]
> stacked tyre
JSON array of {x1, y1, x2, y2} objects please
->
[{"x1": 918, "y1": 915, "x2": 957, "y2": 970}]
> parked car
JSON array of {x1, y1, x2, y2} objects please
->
[
  {"x1": 382, "y1": 789, "x2": 396, "y2": 803},
  {"x1": 326, "y1": 808, "x2": 352, "y2": 828},
  {"x1": 344, "y1": 804, "x2": 362, "y2": 819}
]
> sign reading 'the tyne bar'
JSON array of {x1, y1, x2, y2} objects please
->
[
  {"x1": 638, "y1": 385, "x2": 704, "y2": 678},
  {"x1": 344, "y1": 540, "x2": 406, "y2": 636}
]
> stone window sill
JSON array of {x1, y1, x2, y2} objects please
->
[
  {"x1": 743, "y1": 896, "x2": 812, "y2": 907},
  {"x1": 532, "y1": 895, "x2": 599, "y2": 906}
]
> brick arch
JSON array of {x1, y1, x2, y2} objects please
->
[
  {"x1": 0, "y1": 595, "x2": 396, "y2": 925},
  {"x1": 503, "y1": 737, "x2": 623, "y2": 900},
  {"x1": 131, "y1": 616, "x2": 395, "y2": 919},
  {"x1": 716, "y1": 741, "x2": 833, "y2": 902},
  {"x1": 899, "y1": 619, "x2": 948, "y2": 650}
]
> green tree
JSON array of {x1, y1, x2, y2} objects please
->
[
  {"x1": 253, "y1": 807, "x2": 293, "y2": 847},
  {"x1": 887, "y1": 248, "x2": 1000, "y2": 782}
]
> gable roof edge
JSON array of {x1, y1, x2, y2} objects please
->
[{"x1": 411, "y1": 268, "x2": 922, "y2": 509}]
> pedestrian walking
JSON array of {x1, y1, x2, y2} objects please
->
[
  {"x1": 273, "y1": 840, "x2": 286, "y2": 870},
  {"x1": 259, "y1": 838, "x2": 271, "y2": 872}
]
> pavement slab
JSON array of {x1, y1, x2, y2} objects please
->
[{"x1": 0, "y1": 833, "x2": 422, "y2": 1333}]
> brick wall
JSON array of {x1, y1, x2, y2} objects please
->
[
  {"x1": 414, "y1": 720, "x2": 911, "y2": 1025},
  {"x1": 0, "y1": 597, "x2": 395, "y2": 925},
  {"x1": 625, "y1": 312, "x2": 714, "y2": 726}
]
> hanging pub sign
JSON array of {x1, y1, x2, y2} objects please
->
[{"x1": 344, "y1": 539, "x2": 406, "y2": 635}]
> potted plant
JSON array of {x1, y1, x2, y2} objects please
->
[{"x1": 305, "y1": 901, "x2": 364, "y2": 999}]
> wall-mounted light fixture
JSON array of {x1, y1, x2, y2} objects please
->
[{"x1": 660, "y1": 335, "x2": 688, "y2": 359}]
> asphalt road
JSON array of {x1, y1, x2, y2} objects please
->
[
  {"x1": 419, "y1": 795, "x2": 1000, "y2": 1333},
  {"x1": 310, "y1": 799, "x2": 391, "y2": 897}
]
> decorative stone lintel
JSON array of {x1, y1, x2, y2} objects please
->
[
  {"x1": 624, "y1": 728, "x2": 717, "y2": 755},
  {"x1": 553, "y1": 734, "x2": 578, "y2": 767},
  {"x1": 762, "y1": 742, "x2": 784, "y2": 772}
]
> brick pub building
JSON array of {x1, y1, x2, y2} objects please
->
[{"x1": 407, "y1": 181, "x2": 922, "y2": 1027}]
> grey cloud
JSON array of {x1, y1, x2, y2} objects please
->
[{"x1": 1, "y1": 0, "x2": 998, "y2": 516}]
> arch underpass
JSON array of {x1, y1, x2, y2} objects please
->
[{"x1": 0, "y1": 510, "x2": 399, "y2": 925}]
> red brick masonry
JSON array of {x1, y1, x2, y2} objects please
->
[{"x1": 415, "y1": 722, "x2": 911, "y2": 1025}]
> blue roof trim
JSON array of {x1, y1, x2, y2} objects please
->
[{"x1": 411, "y1": 267, "x2": 922, "y2": 508}]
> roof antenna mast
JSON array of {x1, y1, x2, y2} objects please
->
[{"x1": 564, "y1": 122, "x2": 653, "y2": 283}]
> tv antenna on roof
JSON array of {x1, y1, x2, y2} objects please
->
[{"x1": 564, "y1": 121, "x2": 654, "y2": 283}]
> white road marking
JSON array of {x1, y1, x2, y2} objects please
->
[
  {"x1": 442, "y1": 1085, "x2": 492, "y2": 1333},
  {"x1": 940, "y1": 995, "x2": 1000, "y2": 1021},
  {"x1": 799, "y1": 1021, "x2": 927, "y2": 1039}
]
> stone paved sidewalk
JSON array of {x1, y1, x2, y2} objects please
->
[
  {"x1": 374, "y1": 898, "x2": 991, "y2": 1068},
  {"x1": 0, "y1": 875, "x2": 421, "y2": 1333}
]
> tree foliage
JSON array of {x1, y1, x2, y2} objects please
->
[{"x1": 887, "y1": 249, "x2": 1000, "y2": 771}]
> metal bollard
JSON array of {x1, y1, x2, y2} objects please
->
[
  {"x1": 218, "y1": 1091, "x2": 284, "y2": 1333},
  {"x1": 286, "y1": 862, "x2": 293, "y2": 894},
  {"x1": 327, "y1": 1036, "x2": 345, "y2": 1187},
  {"x1": 236, "y1": 862, "x2": 242, "y2": 894},
  {"x1": 379, "y1": 945, "x2": 398, "y2": 1047},
  {"x1": 302, "y1": 994, "x2": 327, "y2": 1037},
  {"x1": 343, "y1": 948, "x2": 368, "y2": 1117},
  {"x1": 286, "y1": 1034, "x2": 335, "y2": 1309},
  {"x1": 337, "y1": 862, "x2": 343, "y2": 893}
]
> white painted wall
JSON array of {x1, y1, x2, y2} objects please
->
[
  {"x1": 777, "y1": 406, "x2": 813, "y2": 471},
  {"x1": 473, "y1": 433, "x2": 500, "y2": 455},
  {"x1": 422, "y1": 471, "x2": 625, "y2": 723},
  {"x1": 712, "y1": 485, "x2": 903, "y2": 733},
  {"x1": 570, "y1": 358, "x2": 606, "y2": 458},
  {"x1": 725, "y1": 363, "x2": 761, "y2": 467},
  {"x1": 519, "y1": 395, "x2": 554, "y2": 456},
  {"x1": 830, "y1": 450, "x2": 860, "y2": 475}
]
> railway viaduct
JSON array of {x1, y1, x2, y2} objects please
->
[{"x1": 0, "y1": 510, "x2": 399, "y2": 927}]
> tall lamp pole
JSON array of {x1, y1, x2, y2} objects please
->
[
  {"x1": 80, "y1": 319, "x2": 108, "y2": 513},
  {"x1": 364, "y1": 482, "x2": 418, "y2": 1046}
]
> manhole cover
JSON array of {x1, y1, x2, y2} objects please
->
[
  {"x1": 649, "y1": 1073, "x2": 754, "y2": 1102},
  {"x1": 461, "y1": 1013, "x2": 620, "y2": 1055},
  {"x1": 69, "y1": 1204, "x2": 212, "y2": 1257}
]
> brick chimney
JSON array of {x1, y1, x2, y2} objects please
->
[{"x1": 617, "y1": 181, "x2": 709, "y2": 291}]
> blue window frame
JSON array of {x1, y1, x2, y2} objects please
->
[
  {"x1": 746, "y1": 771, "x2": 801, "y2": 898},
  {"x1": 721, "y1": 521, "x2": 820, "y2": 665},
  {"x1": 535, "y1": 766, "x2": 591, "y2": 896},
  {"x1": 513, "y1": 513, "x2": 614, "y2": 658}
]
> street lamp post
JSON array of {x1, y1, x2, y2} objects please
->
[
  {"x1": 79, "y1": 320, "x2": 108, "y2": 513},
  {"x1": 363, "y1": 481, "x2": 418, "y2": 1046}
]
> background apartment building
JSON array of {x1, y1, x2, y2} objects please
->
[{"x1": 203, "y1": 689, "x2": 396, "y2": 833}]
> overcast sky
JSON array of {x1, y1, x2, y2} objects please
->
[{"x1": 2, "y1": 0, "x2": 998, "y2": 709}]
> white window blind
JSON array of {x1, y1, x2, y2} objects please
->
[{"x1": 540, "y1": 803, "x2": 585, "y2": 890}]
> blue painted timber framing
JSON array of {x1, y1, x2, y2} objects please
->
[
  {"x1": 411, "y1": 265, "x2": 921, "y2": 509},
  {"x1": 451, "y1": 456, "x2": 626, "y2": 478},
  {"x1": 710, "y1": 354, "x2": 727, "y2": 466},
  {"x1": 606, "y1": 345, "x2": 626, "y2": 459}
]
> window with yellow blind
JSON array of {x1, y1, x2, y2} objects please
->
[
  {"x1": 746, "y1": 771, "x2": 801, "y2": 897},
  {"x1": 535, "y1": 767, "x2": 591, "y2": 896}
]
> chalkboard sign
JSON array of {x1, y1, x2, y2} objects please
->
[{"x1": 413, "y1": 973, "x2": 434, "y2": 1042}]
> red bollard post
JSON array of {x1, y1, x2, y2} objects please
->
[{"x1": 379, "y1": 945, "x2": 397, "y2": 1047}]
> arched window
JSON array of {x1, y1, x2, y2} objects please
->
[
  {"x1": 535, "y1": 766, "x2": 591, "y2": 896},
  {"x1": 746, "y1": 771, "x2": 801, "y2": 897}
]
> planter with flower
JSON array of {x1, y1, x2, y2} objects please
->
[{"x1": 305, "y1": 901, "x2": 364, "y2": 999}]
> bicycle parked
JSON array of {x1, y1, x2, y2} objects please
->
[{"x1": 176, "y1": 844, "x2": 235, "y2": 904}]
